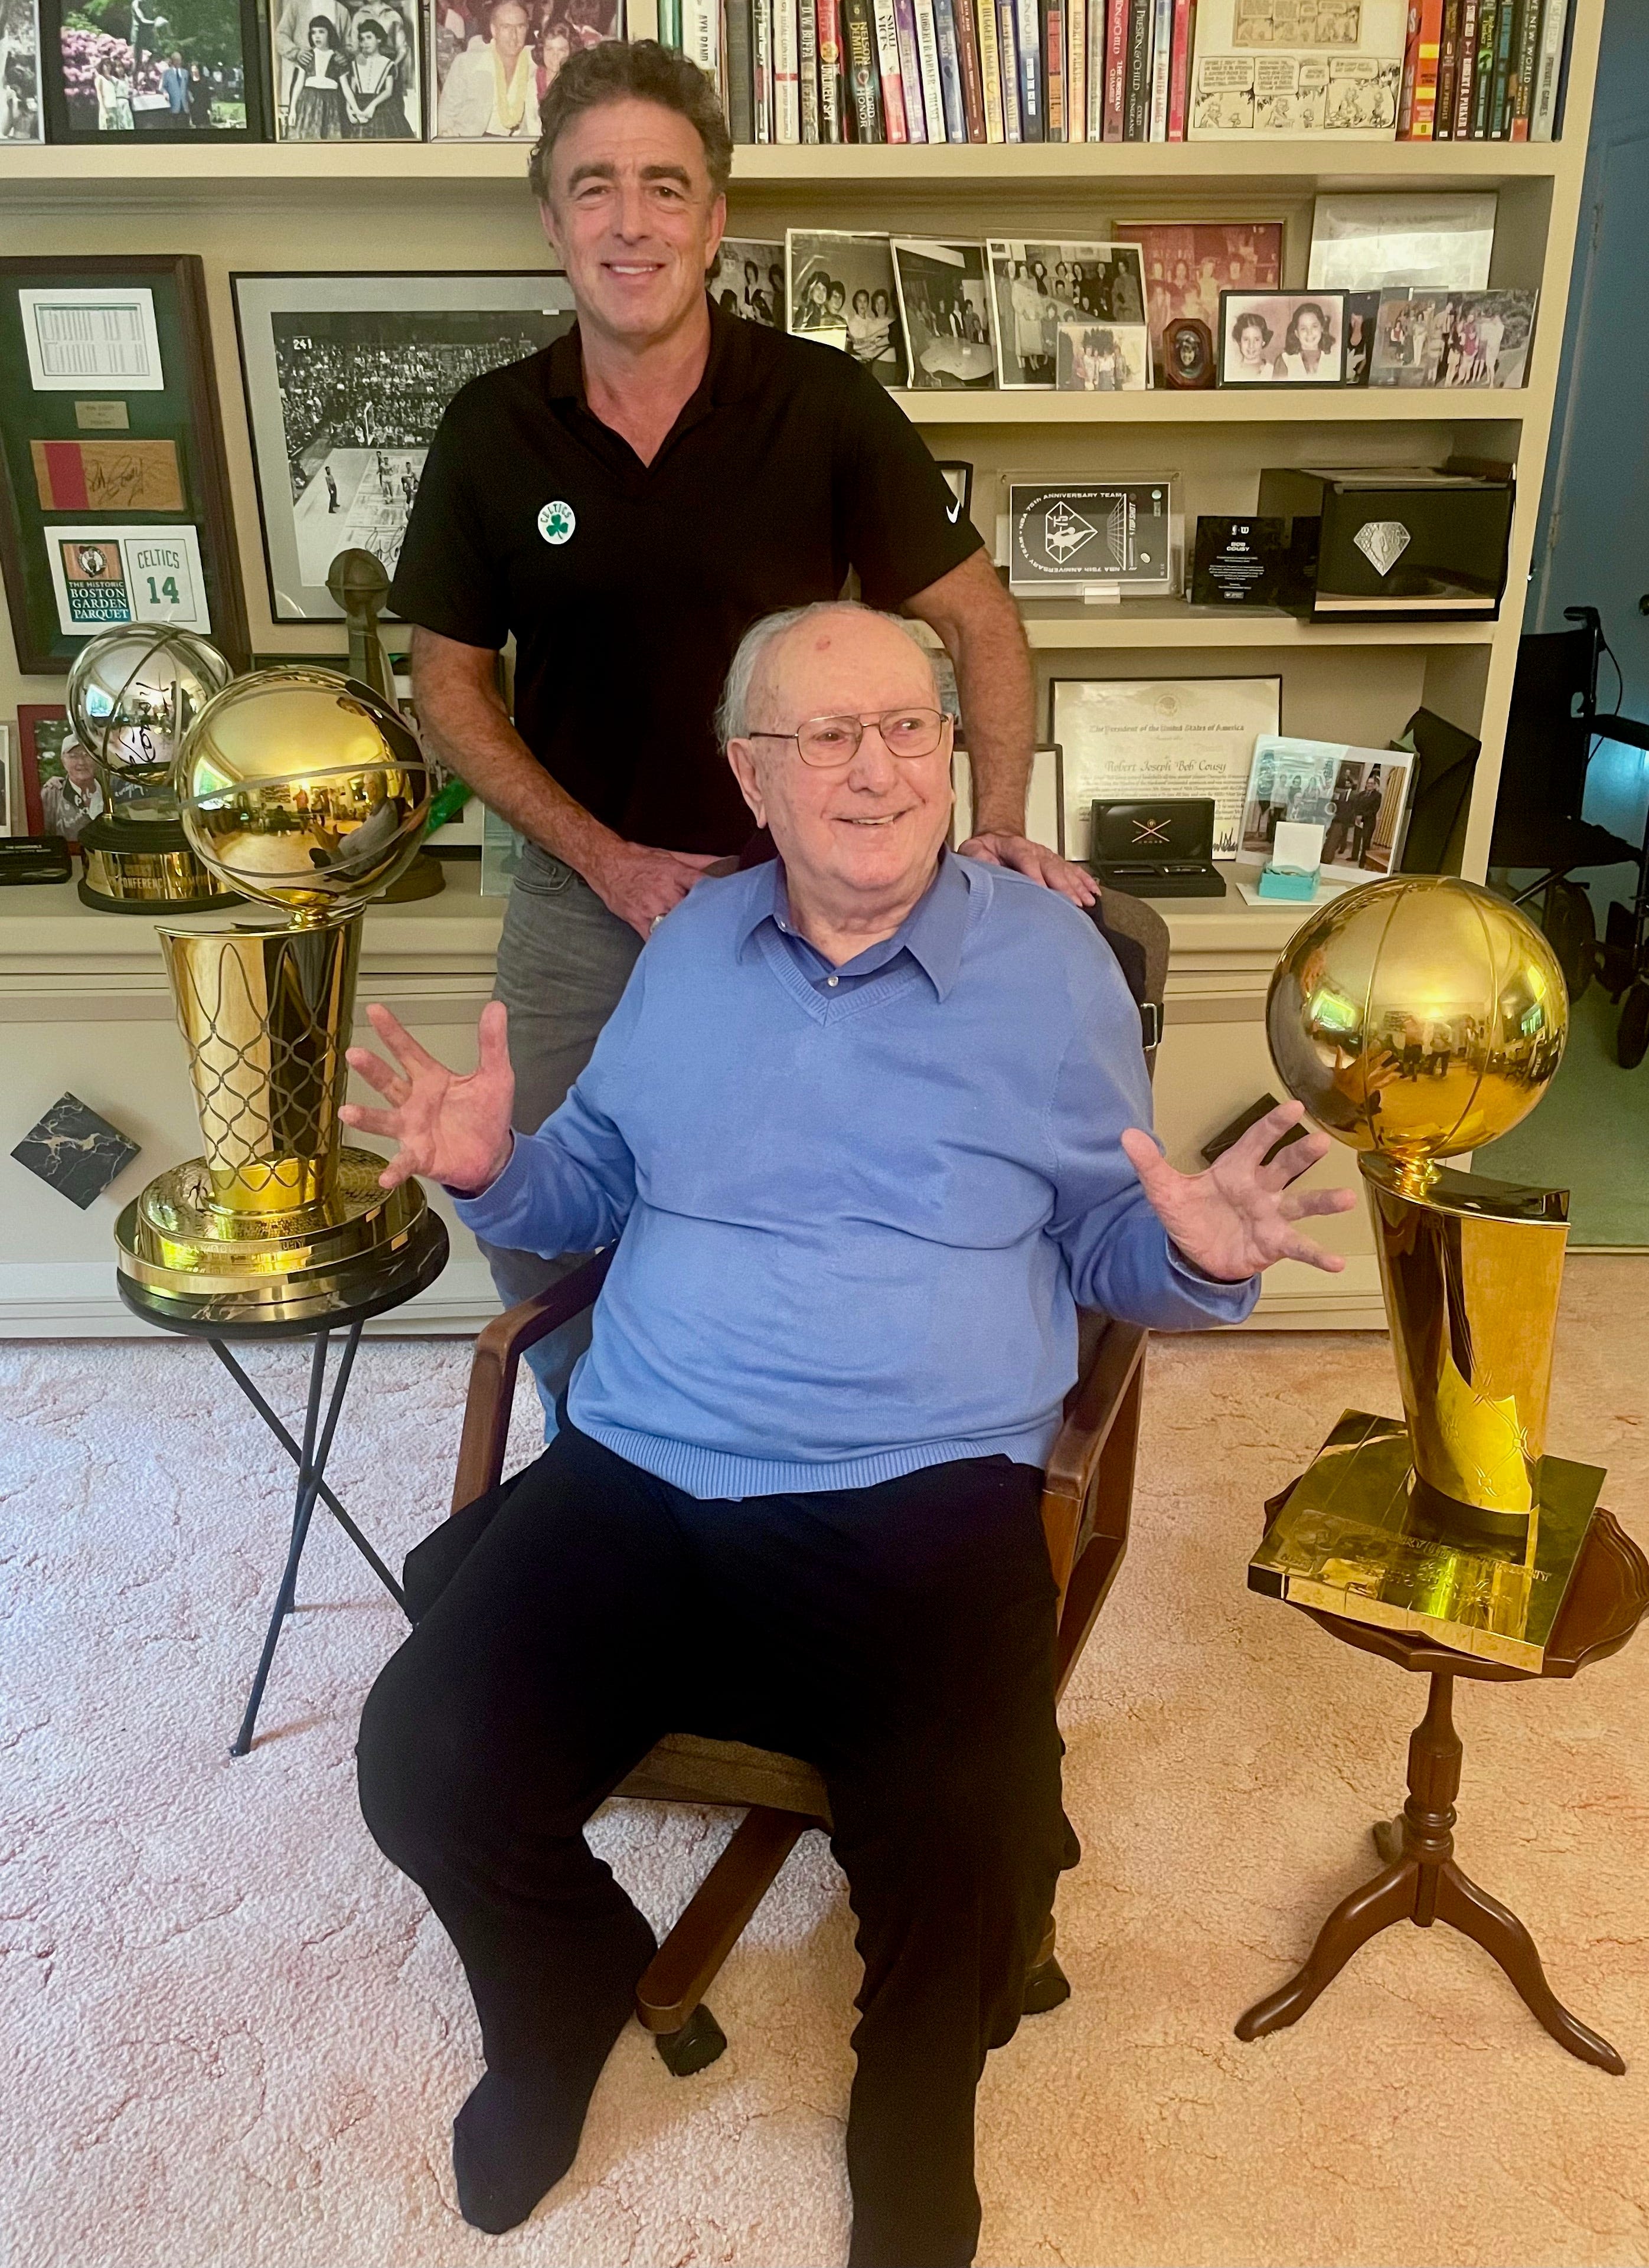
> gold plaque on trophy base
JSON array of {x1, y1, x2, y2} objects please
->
[
  {"x1": 116, "y1": 1149, "x2": 445, "y2": 1329},
  {"x1": 1250, "y1": 1410, "x2": 1604, "y2": 1671},
  {"x1": 79, "y1": 815, "x2": 240, "y2": 914}
]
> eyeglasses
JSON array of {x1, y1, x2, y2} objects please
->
[{"x1": 746, "y1": 707, "x2": 952, "y2": 769}]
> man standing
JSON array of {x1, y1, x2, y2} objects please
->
[
  {"x1": 392, "y1": 38, "x2": 1091, "y2": 1387},
  {"x1": 161, "y1": 48, "x2": 188, "y2": 118},
  {"x1": 434, "y1": 0, "x2": 540, "y2": 138}
]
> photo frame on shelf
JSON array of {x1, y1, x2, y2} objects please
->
[
  {"x1": 1218, "y1": 291, "x2": 1349, "y2": 387},
  {"x1": 708, "y1": 239, "x2": 785, "y2": 328},
  {"x1": 271, "y1": 0, "x2": 424, "y2": 141},
  {"x1": 786, "y1": 231, "x2": 904, "y2": 390},
  {"x1": 1367, "y1": 289, "x2": 1537, "y2": 390},
  {"x1": 1239, "y1": 734, "x2": 1415, "y2": 881},
  {"x1": 428, "y1": 0, "x2": 623, "y2": 140},
  {"x1": 0, "y1": 256, "x2": 247, "y2": 676},
  {"x1": 17, "y1": 701, "x2": 96, "y2": 843},
  {"x1": 233, "y1": 270, "x2": 578, "y2": 622},
  {"x1": 986, "y1": 241, "x2": 1147, "y2": 389},
  {"x1": 1054, "y1": 322, "x2": 1151, "y2": 392},
  {"x1": 1050, "y1": 676, "x2": 1282, "y2": 865},
  {"x1": 38, "y1": 0, "x2": 267, "y2": 142},
  {"x1": 890, "y1": 241, "x2": 995, "y2": 391},
  {"x1": 1111, "y1": 224, "x2": 1283, "y2": 380},
  {"x1": 0, "y1": 0, "x2": 44, "y2": 141}
]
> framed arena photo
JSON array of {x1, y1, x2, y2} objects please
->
[{"x1": 231, "y1": 270, "x2": 577, "y2": 621}]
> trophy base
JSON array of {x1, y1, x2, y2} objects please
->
[
  {"x1": 116, "y1": 1148, "x2": 448, "y2": 1333},
  {"x1": 79, "y1": 815, "x2": 240, "y2": 914},
  {"x1": 1249, "y1": 1410, "x2": 1605, "y2": 1671}
]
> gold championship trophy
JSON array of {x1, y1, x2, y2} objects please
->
[
  {"x1": 65, "y1": 626, "x2": 240, "y2": 913},
  {"x1": 115, "y1": 666, "x2": 449, "y2": 1330},
  {"x1": 1252, "y1": 874, "x2": 1604, "y2": 1671}
]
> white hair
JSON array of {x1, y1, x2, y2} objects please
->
[{"x1": 715, "y1": 600, "x2": 938, "y2": 746}]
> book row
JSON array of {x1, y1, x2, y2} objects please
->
[{"x1": 661, "y1": 0, "x2": 1575, "y2": 143}]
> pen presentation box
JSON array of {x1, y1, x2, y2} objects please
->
[{"x1": 1256, "y1": 464, "x2": 1514, "y2": 622}]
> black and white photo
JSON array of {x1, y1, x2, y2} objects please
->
[
  {"x1": 234, "y1": 271, "x2": 576, "y2": 620},
  {"x1": 786, "y1": 230, "x2": 903, "y2": 390},
  {"x1": 1055, "y1": 321, "x2": 1151, "y2": 393},
  {"x1": 986, "y1": 241, "x2": 1147, "y2": 388},
  {"x1": 890, "y1": 240, "x2": 994, "y2": 391},
  {"x1": 708, "y1": 238, "x2": 784, "y2": 328},
  {"x1": 272, "y1": 0, "x2": 422, "y2": 139},
  {"x1": 1, "y1": 0, "x2": 43, "y2": 140},
  {"x1": 1368, "y1": 289, "x2": 1537, "y2": 391},
  {"x1": 1219, "y1": 291, "x2": 1347, "y2": 386}
]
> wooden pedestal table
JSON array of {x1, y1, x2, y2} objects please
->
[{"x1": 1236, "y1": 1507, "x2": 1648, "y2": 2073}]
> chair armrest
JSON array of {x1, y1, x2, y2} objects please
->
[
  {"x1": 1040, "y1": 1316, "x2": 1149, "y2": 1601},
  {"x1": 450, "y1": 1247, "x2": 615, "y2": 1513}
]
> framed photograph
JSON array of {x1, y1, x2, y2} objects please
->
[
  {"x1": 1163, "y1": 317, "x2": 1215, "y2": 390},
  {"x1": 1050, "y1": 675, "x2": 1282, "y2": 864},
  {"x1": 709, "y1": 238, "x2": 785, "y2": 328},
  {"x1": 233, "y1": 270, "x2": 577, "y2": 622},
  {"x1": 1219, "y1": 291, "x2": 1348, "y2": 386},
  {"x1": 272, "y1": 0, "x2": 423, "y2": 140},
  {"x1": 1342, "y1": 290, "x2": 1380, "y2": 386},
  {"x1": 890, "y1": 240, "x2": 995, "y2": 391},
  {"x1": 1240, "y1": 736, "x2": 1414, "y2": 881},
  {"x1": 1111, "y1": 223, "x2": 1282, "y2": 379},
  {"x1": 0, "y1": 255, "x2": 247, "y2": 675},
  {"x1": 40, "y1": 0, "x2": 265, "y2": 139},
  {"x1": 1055, "y1": 322, "x2": 1151, "y2": 393},
  {"x1": 986, "y1": 241, "x2": 1146, "y2": 388},
  {"x1": 1006, "y1": 478, "x2": 1181, "y2": 600},
  {"x1": 786, "y1": 230, "x2": 904, "y2": 390},
  {"x1": 1368, "y1": 289, "x2": 1537, "y2": 390},
  {"x1": 18, "y1": 703, "x2": 97, "y2": 844},
  {"x1": 1307, "y1": 193, "x2": 1497, "y2": 293},
  {"x1": 430, "y1": 0, "x2": 623, "y2": 139},
  {"x1": 1, "y1": 0, "x2": 45, "y2": 142}
]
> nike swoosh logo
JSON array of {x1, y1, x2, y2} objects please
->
[{"x1": 946, "y1": 499, "x2": 961, "y2": 522}]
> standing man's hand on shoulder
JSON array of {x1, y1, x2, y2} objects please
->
[
  {"x1": 581, "y1": 839, "x2": 724, "y2": 939},
  {"x1": 957, "y1": 830, "x2": 1098, "y2": 907}
]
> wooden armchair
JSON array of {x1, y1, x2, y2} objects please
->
[{"x1": 451, "y1": 1258, "x2": 1149, "y2": 2076}]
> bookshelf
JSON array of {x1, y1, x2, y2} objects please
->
[{"x1": 0, "y1": 0, "x2": 1606, "y2": 1333}]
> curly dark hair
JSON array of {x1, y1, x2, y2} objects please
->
[
  {"x1": 1284, "y1": 299, "x2": 1335, "y2": 357},
  {"x1": 527, "y1": 38, "x2": 733, "y2": 201},
  {"x1": 1232, "y1": 311, "x2": 1274, "y2": 351}
]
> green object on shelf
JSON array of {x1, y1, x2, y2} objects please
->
[
  {"x1": 426, "y1": 778, "x2": 474, "y2": 832},
  {"x1": 1257, "y1": 865, "x2": 1318, "y2": 901}
]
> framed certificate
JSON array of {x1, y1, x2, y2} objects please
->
[{"x1": 1050, "y1": 675, "x2": 1282, "y2": 862}]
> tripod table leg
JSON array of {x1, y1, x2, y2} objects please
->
[
  {"x1": 229, "y1": 1332, "x2": 331, "y2": 1757},
  {"x1": 1434, "y1": 1862, "x2": 1626, "y2": 2074},
  {"x1": 1235, "y1": 1858, "x2": 1419, "y2": 2042}
]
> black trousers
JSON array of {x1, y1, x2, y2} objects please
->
[{"x1": 357, "y1": 1422, "x2": 1073, "y2": 2268}]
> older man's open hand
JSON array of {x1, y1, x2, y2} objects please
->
[
  {"x1": 342, "y1": 1000, "x2": 516, "y2": 1196},
  {"x1": 1119, "y1": 1099, "x2": 1358, "y2": 1283}
]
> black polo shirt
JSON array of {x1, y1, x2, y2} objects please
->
[{"x1": 388, "y1": 298, "x2": 982, "y2": 855}]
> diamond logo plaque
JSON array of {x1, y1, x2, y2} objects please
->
[{"x1": 1353, "y1": 519, "x2": 1412, "y2": 577}]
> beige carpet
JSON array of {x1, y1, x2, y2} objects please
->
[{"x1": 4, "y1": 1263, "x2": 1647, "y2": 2268}]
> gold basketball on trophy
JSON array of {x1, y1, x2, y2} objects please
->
[
  {"x1": 177, "y1": 667, "x2": 430, "y2": 917},
  {"x1": 1266, "y1": 875, "x2": 1568, "y2": 1178}
]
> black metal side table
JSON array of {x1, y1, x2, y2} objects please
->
[{"x1": 117, "y1": 1218, "x2": 449, "y2": 1756}]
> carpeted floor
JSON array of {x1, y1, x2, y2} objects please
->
[{"x1": 4, "y1": 1265, "x2": 1647, "y2": 2268}]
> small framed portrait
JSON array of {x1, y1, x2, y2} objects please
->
[
  {"x1": 786, "y1": 230, "x2": 904, "y2": 390},
  {"x1": 1, "y1": 0, "x2": 44, "y2": 140},
  {"x1": 1163, "y1": 316, "x2": 1214, "y2": 390},
  {"x1": 18, "y1": 703, "x2": 99, "y2": 844},
  {"x1": 1240, "y1": 736, "x2": 1415, "y2": 881},
  {"x1": 1054, "y1": 321, "x2": 1151, "y2": 392},
  {"x1": 40, "y1": 0, "x2": 266, "y2": 140},
  {"x1": 429, "y1": 0, "x2": 623, "y2": 140},
  {"x1": 1219, "y1": 291, "x2": 1348, "y2": 387},
  {"x1": 272, "y1": 0, "x2": 423, "y2": 141},
  {"x1": 986, "y1": 240, "x2": 1147, "y2": 388},
  {"x1": 708, "y1": 238, "x2": 785, "y2": 329},
  {"x1": 890, "y1": 240, "x2": 995, "y2": 391}
]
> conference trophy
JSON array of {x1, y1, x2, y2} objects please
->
[
  {"x1": 1252, "y1": 874, "x2": 1604, "y2": 1671},
  {"x1": 64, "y1": 625, "x2": 238, "y2": 913},
  {"x1": 114, "y1": 665, "x2": 448, "y2": 1331}
]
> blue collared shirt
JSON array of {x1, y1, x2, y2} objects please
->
[{"x1": 456, "y1": 854, "x2": 1258, "y2": 1500}]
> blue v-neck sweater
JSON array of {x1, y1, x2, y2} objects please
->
[{"x1": 456, "y1": 855, "x2": 1258, "y2": 1499}]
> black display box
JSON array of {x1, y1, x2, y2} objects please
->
[{"x1": 1255, "y1": 462, "x2": 1515, "y2": 623}]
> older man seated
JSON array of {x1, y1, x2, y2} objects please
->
[{"x1": 350, "y1": 603, "x2": 1351, "y2": 2266}]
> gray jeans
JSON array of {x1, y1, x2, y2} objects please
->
[{"x1": 485, "y1": 844, "x2": 642, "y2": 1418}]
